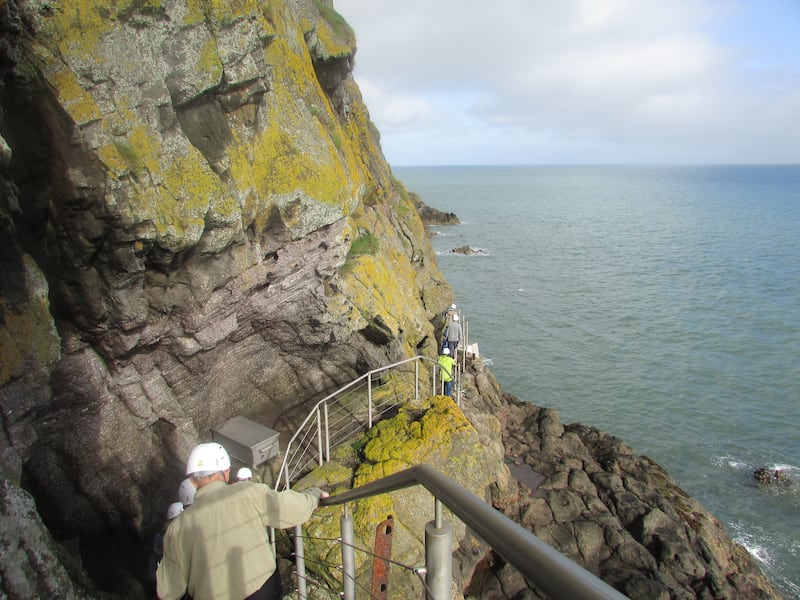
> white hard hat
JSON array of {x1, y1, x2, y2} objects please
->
[
  {"x1": 185, "y1": 442, "x2": 231, "y2": 475},
  {"x1": 450, "y1": 303, "x2": 457, "y2": 309},
  {"x1": 237, "y1": 467, "x2": 253, "y2": 481},
  {"x1": 166, "y1": 501, "x2": 184, "y2": 520},
  {"x1": 178, "y1": 477, "x2": 196, "y2": 506},
  {"x1": 443, "y1": 347, "x2": 451, "y2": 355},
  {"x1": 453, "y1": 314, "x2": 459, "y2": 321}
]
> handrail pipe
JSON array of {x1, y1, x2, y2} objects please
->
[{"x1": 320, "y1": 464, "x2": 628, "y2": 600}]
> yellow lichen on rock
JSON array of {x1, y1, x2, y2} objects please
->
[
  {"x1": 356, "y1": 396, "x2": 473, "y2": 486},
  {"x1": 198, "y1": 0, "x2": 263, "y2": 27},
  {"x1": 295, "y1": 395, "x2": 496, "y2": 595},
  {"x1": 102, "y1": 126, "x2": 227, "y2": 249},
  {"x1": 46, "y1": 64, "x2": 103, "y2": 126},
  {"x1": 338, "y1": 204, "x2": 430, "y2": 354},
  {"x1": 38, "y1": 0, "x2": 112, "y2": 56},
  {"x1": 224, "y1": 33, "x2": 363, "y2": 235},
  {"x1": 197, "y1": 37, "x2": 224, "y2": 82}
]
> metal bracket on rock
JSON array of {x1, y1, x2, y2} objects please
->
[{"x1": 370, "y1": 515, "x2": 394, "y2": 600}]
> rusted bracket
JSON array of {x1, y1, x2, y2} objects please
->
[{"x1": 370, "y1": 515, "x2": 394, "y2": 600}]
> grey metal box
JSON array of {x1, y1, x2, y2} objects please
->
[{"x1": 212, "y1": 416, "x2": 280, "y2": 467}]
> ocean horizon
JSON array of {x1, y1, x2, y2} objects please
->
[{"x1": 396, "y1": 164, "x2": 800, "y2": 598}]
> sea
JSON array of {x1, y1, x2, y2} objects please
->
[{"x1": 394, "y1": 165, "x2": 800, "y2": 599}]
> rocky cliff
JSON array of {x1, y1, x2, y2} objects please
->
[
  {"x1": 0, "y1": 1, "x2": 780, "y2": 598},
  {"x1": 0, "y1": 0, "x2": 451, "y2": 593}
]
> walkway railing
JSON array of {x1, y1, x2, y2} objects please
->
[
  {"x1": 275, "y1": 355, "x2": 459, "y2": 491},
  {"x1": 310, "y1": 464, "x2": 628, "y2": 600},
  {"x1": 275, "y1": 312, "x2": 470, "y2": 492}
]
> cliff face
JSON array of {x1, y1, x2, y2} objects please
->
[{"x1": 0, "y1": 0, "x2": 451, "y2": 591}]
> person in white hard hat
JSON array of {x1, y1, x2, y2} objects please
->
[
  {"x1": 166, "y1": 501, "x2": 184, "y2": 520},
  {"x1": 437, "y1": 346, "x2": 456, "y2": 398},
  {"x1": 156, "y1": 442, "x2": 326, "y2": 600},
  {"x1": 147, "y1": 502, "x2": 185, "y2": 596},
  {"x1": 236, "y1": 466, "x2": 253, "y2": 481},
  {"x1": 178, "y1": 477, "x2": 196, "y2": 507},
  {"x1": 444, "y1": 302, "x2": 458, "y2": 324},
  {"x1": 443, "y1": 312, "x2": 462, "y2": 357}
]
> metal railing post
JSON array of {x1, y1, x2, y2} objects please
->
[
  {"x1": 368, "y1": 372, "x2": 374, "y2": 428},
  {"x1": 425, "y1": 498, "x2": 452, "y2": 600},
  {"x1": 415, "y1": 359, "x2": 420, "y2": 401},
  {"x1": 316, "y1": 409, "x2": 323, "y2": 466},
  {"x1": 294, "y1": 524, "x2": 307, "y2": 600},
  {"x1": 324, "y1": 403, "x2": 330, "y2": 463},
  {"x1": 341, "y1": 505, "x2": 356, "y2": 600}
]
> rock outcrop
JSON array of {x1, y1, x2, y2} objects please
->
[
  {"x1": 0, "y1": 1, "x2": 781, "y2": 598},
  {"x1": 495, "y1": 400, "x2": 779, "y2": 599},
  {"x1": 412, "y1": 191, "x2": 460, "y2": 227}
]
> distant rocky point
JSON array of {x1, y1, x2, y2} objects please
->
[{"x1": 411, "y1": 191, "x2": 460, "y2": 226}]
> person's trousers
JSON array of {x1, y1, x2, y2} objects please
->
[
  {"x1": 245, "y1": 569, "x2": 282, "y2": 600},
  {"x1": 444, "y1": 380, "x2": 454, "y2": 397}
]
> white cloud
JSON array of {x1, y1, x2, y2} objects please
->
[{"x1": 334, "y1": 0, "x2": 800, "y2": 164}]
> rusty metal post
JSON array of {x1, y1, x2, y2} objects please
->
[{"x1": 370, "y1": 515, "x2": 394, "y2": 600}]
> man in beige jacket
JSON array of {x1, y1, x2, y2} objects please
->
[{"x1": 156, "y1": 442, "x2": 324, "y2": 600}]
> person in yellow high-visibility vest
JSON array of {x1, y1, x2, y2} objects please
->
[{"x1": 437, "y1": 347, "x2": 456, "y2": 397}]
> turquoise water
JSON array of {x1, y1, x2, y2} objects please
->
[{"x1": 396, "y1": 165, "x2": 800, "y2": 598}]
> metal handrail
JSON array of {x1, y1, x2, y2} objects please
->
[
  {"x1": 275, "y1": 355, "x2": 442, "y2": 490},
  {"x1": 320, "y1": 464, "x2": 628, "y2": 600},
  {"x1": 276, "y1": 314, "x2": 470, "y2": 492}
]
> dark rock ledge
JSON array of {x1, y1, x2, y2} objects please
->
[{"x1": 412, "y1": 191, "x2": 460, "y2": 227}]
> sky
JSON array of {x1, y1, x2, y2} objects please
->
[{"x1": 333, "y1": 0, "x2": 800, "y2": 166}]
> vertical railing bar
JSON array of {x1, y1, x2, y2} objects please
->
[
  {"x1": 294, "y1": 524, "x2": 307, "y2": 600},
  {"x1": 415, "y1": 359, "x2": 420, "y2": 401},
  {"x1": 425, "y1": 497, "x2": 452, "y2": 600},
  {"x1": 368, "y1": 372, "x2": 373, "y2": 429},
  {"x1": 324, "y1": 402, "x2": 330, "y2": 463},
  {"x1": 316, "y1": 408, "x2": 323, "y2": 467},
  {"x1": 340, "y1": 504, "x2": 356, "y2": 600}
]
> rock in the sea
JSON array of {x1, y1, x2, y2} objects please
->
[{"x1": 753, "y1": 467, "x2": 790, "y2": 485}]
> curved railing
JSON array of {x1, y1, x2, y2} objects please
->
[
  {"x1": 275, "y1": 355, "x2": 456, "y2": 490},
  {"x1": 275, "y1": 311, "x2": 470, "y2": 492}
]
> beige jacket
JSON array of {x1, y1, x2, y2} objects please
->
[{"x1": 156, "y1": 480, "x2": 319, "y2": 600}]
